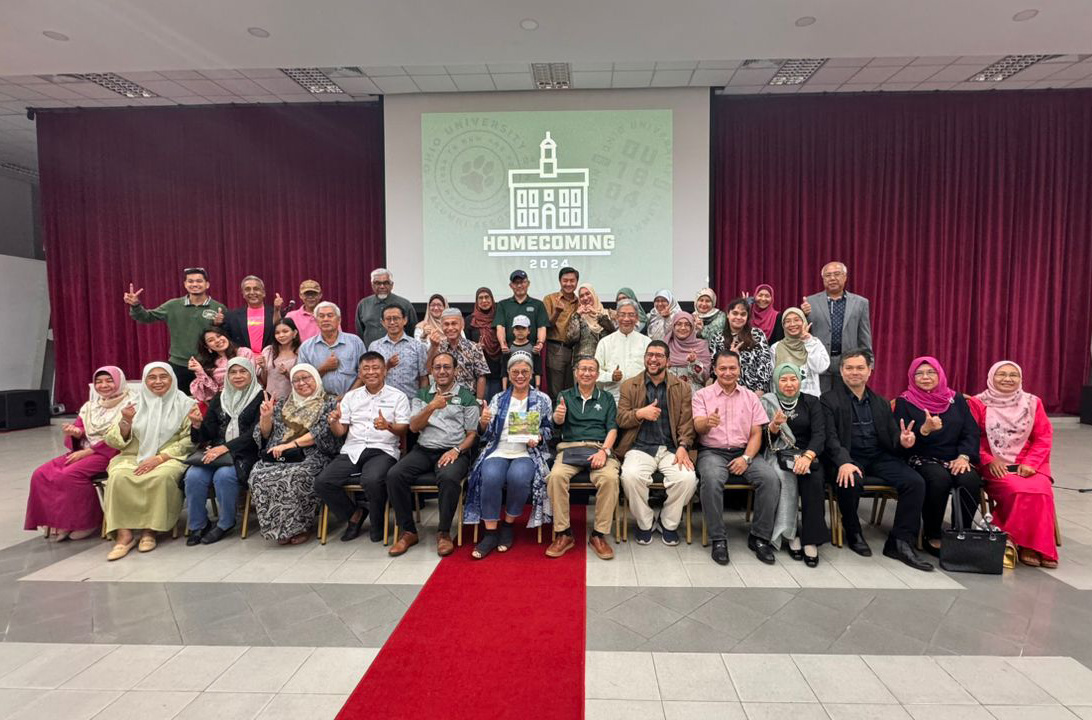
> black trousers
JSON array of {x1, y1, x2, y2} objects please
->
[
  {"x1": 314, "y1": 449, "x2": 396, "y2": 540},
  {"x1": 917, "y1": 462, "x2": 983, "y2": 541},
  {"x1": 797, "y1": 465, "x2": 830, "y2": 547},
  {"x1": 171, "y1": 362, "x2": 197, "y2": 396},
  {"x1": 833, "y1": 451, "x2": 925, "y2": 544},
  {"x1": 386, "y1": 446, "x2": 468, "y2": 535}
]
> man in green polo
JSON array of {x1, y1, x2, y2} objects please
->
[
  {"x1": 124, "y1": 267, "x2": 226, "y2": 393},
  {"x1": 493, "y1": 269, "x2": 549, "y2": 356}
]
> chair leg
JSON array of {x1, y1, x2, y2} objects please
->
[
  {"x1": 42, "y1": 526, "x2": 51, "y2": 539},
  {"x1": 319, "y1": 505, "x2": 329, "y2": 545},
  {"x1": 383, "y1": 502, "x2": 391, "y2": 546},
  {"x1": 101, "y1": 516, "x2": 108, "y2": 540},
  {"x1": 414, "y1": 492, "x2": 422, "y2": 525},
  {"x1": 1055, "y1": 514, "x2": 1062, "y2": 547},
  {"x1": 537, "y1": 525, "x2": 542, "y2": 544},
  {"x1": 210, "y1": 496, "x2": 219, "y2": 521},
  {"x1": 877, "y1": 497, "x2": 888, "y2": 526},
  {"x1": 456, "y1": 493, "x2": 464, "y2": 547},
  {"x1": 701, "y1": 506, "x2": 708, "y2": 547},
  {"x1": 685, "y1": 499, "x2": 692, "y2": 545},
  {"x1": 746, "y1": 489, "x2": 754, "y2": 524},
  {"x1": 621, "y1": 493, "x2": 628, "y2": 542},
  {"x1": 473, "y1": 522, "x2": 479, "y2": 544},
  {"x1": 869, "y1": 496, "x2": 879, "y2": 525},
  {"x1": 241, "y1": 490, "x2": 251, "y2": 539}
]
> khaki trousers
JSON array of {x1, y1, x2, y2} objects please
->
[
  {"x1": 620, "y1": 446, "x2": 698, "y2": 532},
  {"x1": 547, "y1": 442, "x2": 620, "y2": 535}
]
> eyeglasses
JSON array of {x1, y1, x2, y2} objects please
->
[
  {"x1": 373, "y1": 279, "x2": 393, "y2": 286},
  {"x1": 913, "y1": 369, "x2": 938, "y2": 377},
  {"x1": 291, "y1": 376, "x2": 315, "y2": 385},
  {"x1": 822, "y1": 271, "x2": 846, "y2": 279},
  {"x1": 995, "y1": 372, "x2": 1021, "y2": 379}
]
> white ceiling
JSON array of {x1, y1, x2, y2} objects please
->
[{"x1": 1, "y1": 0, "x2": 1091, "y2": 181}]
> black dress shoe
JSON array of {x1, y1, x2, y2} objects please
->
[
  {"x1": 787, "y1": 544, "x2": 805, "y2": 562},
  {"x1": 804, "y1": 553, "x2": 820, "y2": 568},
  {"x1": 747, "y1": 534, "x2": 776, "y2": 565},
  {"x1": 923, "y1": 541, "x2": 941, "y2": 558},
  {"x1": 187, "y1": 522, "x2": 211, "y2": 546},
  {"x1": 846, "y1": 532, "x2": 873, "y2": 557},
  {"x1": 711, "y1": 540, "x2": 730, "y2": 566},
  {"x1": 341, "y1": 511, "x2": 367, "y2": 542},
  {"x1": 200, "y1": 524, "x2": 234, "y2": 545},
  {"x1": 883, "y1": 537, "x2": 935, "y2": 572}
]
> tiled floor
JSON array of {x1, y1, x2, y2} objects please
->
[{"x1": 2, "y1": 417, "x2": 1091, "y2": 718}]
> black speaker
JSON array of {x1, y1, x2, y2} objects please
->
[
  {"x1": 0, "y1": 389, "x2": 51, "y2": 431},
  {"x1": 1081, "y1": 386, "x2": 1092, "y2": 426}
]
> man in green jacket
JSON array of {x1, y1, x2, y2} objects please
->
[{"x1": 124, "y1": 267, "x2": 226, "y2": 394}]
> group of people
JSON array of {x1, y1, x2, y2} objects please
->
[{"x1": 23, "y1": 263, "x2": 1058, "y2": 570}]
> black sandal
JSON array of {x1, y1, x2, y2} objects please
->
[
  {"x1": 473, "y1": 533, "x2": 500, "y2": 559},
  {"x1": 804, "y1": 546, "x2": 820, "y2": 568},
  {"x1": 787, "y1": 545, "x2": 805, "y2": 562},
  {"x1": 497, "y1": 523, "x2": 515, "y2": 552}
]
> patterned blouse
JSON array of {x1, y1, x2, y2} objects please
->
[
  {"x1": 697, "y1": 311, "x2": 727, "y2": 356},
  {"x1": 723, "y1": 327, "x2": 773, "y2": 393}
]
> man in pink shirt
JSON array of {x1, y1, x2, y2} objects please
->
[
  {"x1": 285, "y1": 279, "x2": 323, "y2": 341},
  {"x1": 217, "y1": 275, "x2": 282, "y2": 354},
  {"x1": 693, "y1": 350, "x2": 781, "y2": 566}
]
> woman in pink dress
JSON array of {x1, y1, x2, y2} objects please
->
[
  {"x1": 967, "y1": 360, "x2": 1057, "y2": 568},
  {"x1": 24, "y1": 366, "x2": 131, "y2": 540},
  {"x1": 188, "y1": 327, "x2": 256, "y2": 404},
  {"x1": 260, "y1": 317, "x2": 300, "y2": 400}
]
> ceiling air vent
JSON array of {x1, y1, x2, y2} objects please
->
[
  {"x1": 531, "y1": 63, "x2": 571, "y2": 89},
  {"x1": 281, "y1": 68, "x2": 346, "y2": 94}
]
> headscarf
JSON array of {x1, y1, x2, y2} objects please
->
[
  {"x1": 281, "y1": 363, "x2": 326, "y2": 441},
  {"x1": 576, "y1": 283, "x2": 606, "y2": 333},
  {"x1": 773, "y1": 307, "x2": 809, "y2": 368},
  {"x1": 772, "y1": 363, "x2": 802, "y2": 408},
  {"x1": 666, "y1": 312, "x2": 711, "y2": 369},
  {"x1": 615, "y1": 287, "x2": 648, "y2": 328},
  {"x1": 79, "y1": 366, "x2": 130, "y2": 445},
  {"x1": 469, "y1": 287, "x2": 501, "y2": 359},
  {"x1": 694, "y1": 288, "x2": 721, "y2": 321},
  {"x1": 219, "y1": 357, "x2": 262, "y2": 442},
  {"x1": 750, "y1": 284, "x2": 780, "y2": 339},
  {"x1": 418, "y1": 293, "x2": 448, "y2": 339},
  {"x1": 976, "y1": 360, "x2": 1036, "y2": 464},
  {"x1": 647, "y1": 289, "x2": 681, "y2": 340},
  {"x1": 131, "y1": 362, "x2": 195, "y2": 463},
  {"x1": 900, "y1": 356, "x2": 956, "y2": 415}
]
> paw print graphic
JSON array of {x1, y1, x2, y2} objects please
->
[{"x1": 460, "y1": 155, "x2": 496, "y2": 194}]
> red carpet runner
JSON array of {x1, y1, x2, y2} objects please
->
[{"x1": 338, "y1": 506, "x2": 587, "y2": 720}]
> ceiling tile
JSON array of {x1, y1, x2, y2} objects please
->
[
  {"x1": 877, "y1": 82, "x2": 920, "y2": 92},
  {"x1": 214, "y1": 78, "x2": 268, "y2": 95},
  {"x1": 698, "y1": 60, "x2": 742, "y2": 70},
  {"x1": 33, "y1": 84, "x2": 85, "y2": 100},
  {"x1": 403, "y1": 65, "x2": 447, "y2": 75},
  {"x1": 927, "y1": 65, "x2": 978, "y2": 82},
  {"x1": 451, "y1": 74, "x2": 495, "y2": 91},
  {"x1": 2, "y1": 75, "x2": 48, "y2": 84},
  {"x1": 1011, "y1": 62, "x2": 1071, "y2": 81},
  {"x1": 650, "y1": 69, "x2": 693, "y2": 87},
  {"x1": 363, "y1": 66, "x2": 407, "y2": 76},
  {"x1": 612, "y1": 70, "x2": 653, "y2": 87},
  {"x1": 118, "y1": 71, "x2": 166, "y2": 82},
  {"x1": 1068, "y1": 76, "x2": 1092, "y2": 87},
  {"x1": 997, "y1": 81, "x2": 1035, "y2": 89},
  {"x1": 273, "y1": 93, "x2": 317, "y2": 102},
  {"x1": 199, "y1": 96, "x2": 240, "y2": 104},
  {"x1": 957, "y1": 56, "x2": 1004, "y2": 65},
  {"x1": 571, "y1": 62, "x2": 611, "y2": 72},
  {"x1": 655, "y1": 61, "x2": 698, "y2": 71},
  {"x1": 1028, "y1": 79, "x2": 1068, "y2": 89},
  {"x1": 372, "y1": 76, "x2": 419, "y2": 94},
  {"x1": 808, "y1": 66, "x2": 860, "y2": 84},
  {"x1": 244, "y1": 95, "x2": 286, "y2": 103},
  {"x1": 572, "y1": 71, "x2": 612, "y2": 88},
  {"x1": 491, "y1": 73, "x2": 532, "y2": 91},
  {"x1": 729, "y1": 67, "x2": 777, "y2": 85},
  {"x1": 199, "y1": 69, "x2": 244, "y2": 80},
  {"x1": 910, "y1": 56, "x2": 962, "y2": 66},
  {"x1": 1047, "y1": 63, "x2": 1092, "y2": 81},
  {"x1": 486, "y1": 63, "x2": 528, "y2": 74},
  {"x1": 138, "y1": 80, "x2": 195, "y2": 98},
  {"x1": 825, "y1": 58, "x2": 871, "y2": 68},
  {"x1": 159, "y1": 70, "x2": 205, "y2": 80},
  {"x1": 613, "y1": 61, "x2": 654, "y2": 71},
  {"x1": 68, "y1": 83, "x2": 123, "y2": 99},
  {"x1": 135, "y1": 97, "x2": 177, "y2": 106},
  {"x1": 412, "y1": 75, "x2": 457, "y2": 92},
  {"x1": 445, "y1": 64, "x2": 489, "y2": 75},
  {"x1": 253, "y1": 77, "x2": 307, "y2": 94},
  {"x1": 172, "y1": 96, "x2": 209, "y2": 105},
  {"x1": 761, "y1": 85, "x2": 799, "y2": 94},
  {"x1": 176, "y1": 78, "x2": 234, "y2": 95},
  {"x1": 690, "y1": 69, "x2": 733, "y2": 85},
  {"x1": 835, "y1": 84, "x2": 877, "y2": 92},
  {"x1": 3, "y1": 86, "x2": 50, "y2": 101},
  {"x1": 952, "y1": 82, "x2": 994, "y2": 91},
  {"x1": 797, "y1": 85, "x2": 842, "y2": 94},
  {"x1": 847, "y1": 66, "x2": 900, "y2": 84},
  {"x1": 914, "y1": 82, "x2": 958, "y2": 91},
  {"x1": 887, "y1": 65, "x2": 940, "y2": 83},
  {"x1": 239, "y1": 68, "x2": 287, "y2": 79},
  {"x1": 718, "y1": 86, "x2": 762, "y2": 95},
  {"x1": 336, "y1": 77, "x2": 381, "y2": 94},
  {"x1": 0, "y1": 102, "x2": 26, "y2": 114},
  {"x1": 867, "y1": 57, "x2": 915, "y2": 67}
]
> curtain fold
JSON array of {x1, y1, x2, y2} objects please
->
[
  {"x1": 37, "y1": 104, "x2": 385, "y2": 408},
  {"x1": 712, "y1": 90, "x2": 1092, "y2": 413}
]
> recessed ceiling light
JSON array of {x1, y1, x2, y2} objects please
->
[
  {"x1": 968, "y1": 54, "x2": 1058, "y2": 81},
  {"x1": 42, "y1": 30, "x2": 69, "y2": 41},
  {"x1": 1012, "y1": 9, "x2": 1039, "y2": 21},
  {"x1": 73, "y1": 72, "x2": 158, "y2": 98},
  {"x1": 794, "y1": 16, "x2": 817, "y2": 27},
  {"x1": 247, "y1": 27, "x2": 270, "y2": 38},
  {"x1": 520, "y1": 18, "x2": 539, "y2": 31}
]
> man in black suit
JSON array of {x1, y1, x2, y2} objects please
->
[
  {"x1": 216, "y1": 275, "x2": 283, "y2": 354},
  {"x1": 821, "y1": 348, "x2": 932, "y2": 571}
]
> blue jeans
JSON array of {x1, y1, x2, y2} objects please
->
[
  {"x1": 479, "y1": 456, "x2": 536, "y2": 522},
  {"x1": 184, "y1": 465, "x2": 239, "y2": 531}
]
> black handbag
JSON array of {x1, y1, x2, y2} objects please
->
[
  {"x1": 184, "y1": 449, "x2": 234, "y2": 468},
  {"x1": 939, "y1": 487, "x2": 1007, "y2": 575},
  {"x1": 775, "y1": 449, "x2": 818, "y2": 473},
  {"x1": 261, "y1": 447, "x2": 306, "y2": 464},
  {"x1": 560, "y1": 446, "x2": 599, "y2": 468}
]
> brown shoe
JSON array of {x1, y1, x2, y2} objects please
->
[
  {"x1": 589, "y1": 534, "x2": 614, "y2": 560},
  {"x1": 436, "y1": 532, "x2": 455, "y2": 557},
  {"x1": 545, "y1": 534, "x2": 575, "y2": 558},
  {"x1": 1018, "y1": 547, "x2": 1041, "y2": 567},
  {"x1": 388, "y1": 532, "x2": 419, "y2": 557}
]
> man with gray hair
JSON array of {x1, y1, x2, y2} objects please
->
[
  {"x1": 801, "y1": 261, "x2": 873, "y2": 393},
  {"x1": 299, "y1": 301, "x2": 366, "y2": 395},
  {"x1": 355, "y1": 268, "x2": 418, "y2": 347},
  {"x1": 425, "y1": 308, "x2": 491, "y2": 400},
  {"x1": 216, "y1": 274, "x2": 283, "y2": 354},
  {"x1": 594, "y1": 299, "x2": 651, "y2": 403}
]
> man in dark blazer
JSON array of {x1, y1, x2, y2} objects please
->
[
  {"x1": 217, "y1": 275, "x2": 283, "y2": 354},
  {"x1": 821, "y1": 348, "x2": 932, "y2": 571},
  {"x1": 802, "y1": 261, "x2": 872, "y2": 393}
]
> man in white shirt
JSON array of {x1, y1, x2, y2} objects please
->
[
  {"x1": 315, "y1": 351, "x2": 410, "y2": 542},
  {"x1": 594, "y1": 300, "x2": 651, "y2": 403}
]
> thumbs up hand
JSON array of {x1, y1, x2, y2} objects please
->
[
  {"x1": 638, "y1": 398, "x2": 662, "y2": 422},
  {"x1": 273, "y1": 293, "x2": 284, "y2": 310},
  {"x1": 554, "y1": 395, "x2": 568, "y2": 424},
  {"x1": 612, "y1": 365, "x2": 622, "y2": 382},
  {"x1": 800, "y1": 296, "x2": 812, "y2": 316},
  {"x1": 374, "y1": 409, "x2": 391, "y2": 431},
  {"x1": 479, "y1": 402, "x2": 493, "y2": 428},
  {"x1": 213, "y1": 307, "x2": 225, "y2": 325},
  {"x1": 707, "y1": 406, "x2": 721, "y2": 428},
  {"x1": 923, "y1": 410, "x2": 943, "y2": 435}
]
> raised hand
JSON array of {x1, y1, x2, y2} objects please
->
[
  {"x1": 801, "y1": 323, "x2": 812, "y2": 341},
  {"x1": 320, "y1": 353, "x2": 339, "y2": 373},
  {"x1": 252, "y1": 354, "x2": 266, "y2": 370},
  {"x1": 62, "y1": 423, "x2": 82, "y2": 438},
  {"x1": 772, "y1": 409, "x2": 787, "y2": 426},
  {"x1": 693, "y1": 316, "x2": 704, "y2": 332},
  {"x1": 638, "y1": 398, "x2": 661, "y2": 422},
  {"x1": 686, "y1": 351, "x2": 697, "y2": 364},
  {"x1": 273, "y1": 293, "x2": 284, "y2": 310},
  {"x1": 373, "y1": 409, "x2": 390, "y2": 431},
  {"x1": 259, "y1": 391, "x2": 275, "y2": 419},
  {"x1": 612, "y1": 366, "x2": 622, "y2": 382},
  {"x1": 327, "y1": 406, "x2": 342, "y2": 426},
  {"x1": 121, "y1": 403, "x2": 137, "y2": 423},
  {"x1": 800, "y1": 296, "x2": 812, "y2": 316},
  {"x1": 187, "y1": 405, "x2": 204, "y2": 427},
  {"x1": 730, "y1": 337, "x2": 742, "y2": 353},
  {"x1": 123, "y1": 283, "x2": 144, "y2": 306},
  {"x1": 429, "y1": 391, "x2": 448, "y2": 410},
  {"x1": 187, "y1": 356, "x2": 201, "y2": 373},
  {"x1": 554, "y1": 395, "x2": 567, "y2": 423},
  {"x1": 428, "y1": 330, "x2": 443, "y2": 346},
  {"x1": 707, "y1": 407, "x2": 721, "y2": 428},
  {"x1": 479, "y1": 402, "x2": 493, "y2": 427},
  {"x1": 922, "y1": 410, "x2": 943, "y2": 434},
  {"x1": 387, "y1": 354, "x2": 401, "y2": 369},
  {"x1": 899, "y1": 419, "x2": 916, "y2": 448},
  {"x1": 213, "y1": 307, "x2": 225, "y2": 326}
]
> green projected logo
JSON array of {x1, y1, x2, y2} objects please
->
[{"x1": 422, "y1": 110, "x2": 672, "y2": 294}]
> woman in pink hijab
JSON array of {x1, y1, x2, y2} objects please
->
[
  {"x1": 749, "y1": 284, "x2": 782, "y2": 343},
  {"x1": 24, "y1": 366, "x2": 130, "y2": 540},
  {"x1": 967, "y1": 361, "x2": 1057, "y2": 567}
]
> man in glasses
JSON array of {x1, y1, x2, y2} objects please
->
[
  {"x1": 355, "y1": 268, "x2": 418, "y2": 348},
  {"x1": 123, "y1": 267, "x2": 226, "y2": 393},
  {"x1": 800, "y1": 261, "x2": 873, "y2": 393}
]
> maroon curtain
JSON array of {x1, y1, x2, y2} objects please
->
[
  {"x1": 37, "y1": 104, "x2": 385, "y2": 408},
  {"x1": 712, "y1": 90, "x2": 1092, "y2": 413}
]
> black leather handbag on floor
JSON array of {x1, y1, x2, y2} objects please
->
[{"x1": 939, "y1": 487, "x2": 1007, "y2": 575}]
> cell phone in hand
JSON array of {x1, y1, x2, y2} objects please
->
[{"x1": 1006, "y1": 464, "x2": 1019, "y2": 472}]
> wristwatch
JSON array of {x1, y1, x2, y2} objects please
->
[
  {"x1": 602, "y1": 447, "x2": 613, "y2": 457},
  {"x1": 742, "y1": 454, "x2": 753, "y2": 465}
]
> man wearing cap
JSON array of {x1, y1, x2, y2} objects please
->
[
  {"x1": 367, "y1": 304, "x2": 429, "y2": 400},
  {"x1": 543, "y1": 266, "x2": 581, "y2": 394},
  {"x1": 425, "y1": 308, "x2": 491, "y2": 400},
  {"x1": 355, "y1": 268, "x2": 418, "y2": 348},
  {"x1": 286, "y1": 279, "x2": 324, "y2": 340},
  {"x1": 504, "y1": 314, "x2": 542, "y2": 388},
  {"x1": 494, "y1": 269, "x2": 548, "y2": 363},
  {"x1": 216, "y1": 275, "x2": 283, "y2": 354}
]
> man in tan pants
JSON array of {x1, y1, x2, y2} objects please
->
[{"x1": 546, "y1": 356, "x2": 619, "y2": 559}]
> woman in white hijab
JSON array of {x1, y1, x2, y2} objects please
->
[
  {"x1": 183, "y1": 357, "x2": 264, "y2": 546},
  {"x1": 103, "y1": 362, "x2": 196, "y2": 561},
  {"x1": 646, "y1": 289, "x2": 681, "y2": 341}
]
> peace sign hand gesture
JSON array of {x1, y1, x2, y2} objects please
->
[
  {"x1": 123, "y1": 283, "x2": 144, "y2": 306},
  {"x1": 801, "y1": 323, "x2": 812, "y2": 341},
  {"x1": 899, "y1": 419, "x2": 917, "y2": 448},
  {"x1": 259, "y1": 391, "x2": 275, "y2": 419}
]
